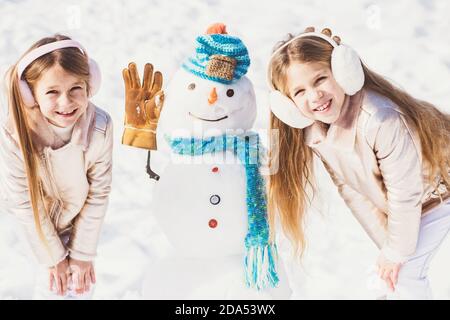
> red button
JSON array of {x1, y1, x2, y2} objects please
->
[
  {"x1": 212, "y1": 166, "x2": 219, "y2": 173},
  {"x1": 208, "y1": 219, "x2": 218, "y2": 228}
]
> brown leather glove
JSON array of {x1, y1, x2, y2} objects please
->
[{"x1": 122, "y1": 62, "x2": 164, "y2": 150}]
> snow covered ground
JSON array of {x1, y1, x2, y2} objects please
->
[{"x1": 0, "y1": 0, "x2": 449, "y2": 299}]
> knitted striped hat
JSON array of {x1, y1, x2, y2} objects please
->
[{"x1": 182, "y1": 23, "x2": 250, "y2": 84}]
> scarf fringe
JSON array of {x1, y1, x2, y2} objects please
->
[{"x1": 244, "y1": 242, "x2": 279, "y2": 290}]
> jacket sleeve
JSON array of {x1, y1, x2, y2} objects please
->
[
  {"x1": 320, "y1": 158, "x2": 388, "y2": 249},
  {"x1": 0, "y1": 128, "x2": 68, "y2": 267},
  {"x1": 67, "y1": 116, "x2": 113, "y2": 261},
  {"x1": 371, "y1": 109, "x2": 423, "y2": 263}
]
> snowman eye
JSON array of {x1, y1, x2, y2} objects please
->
[
  {"x1": 188, "y1": 83, "x2": 196, "y2": 90},
  {"x1": 226, "y1": 89, "x2": 234, "y2": 97}
]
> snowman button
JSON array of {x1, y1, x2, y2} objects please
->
[
  {"x1": 210, "y1": 194, "x2": 221, "y2": 205},
  {"x1": 212, "y1": 166, "x2": 219, "y2": 173},
  {"x1": 208, "y1": 219, "x2": 218, "y2": 228}
]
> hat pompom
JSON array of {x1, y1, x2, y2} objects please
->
[{"x1": 206, "y1": 23, "x2": 227, "y2": 35}]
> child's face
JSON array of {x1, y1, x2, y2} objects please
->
[
  {"x1": 286, "y1": 61, "x2": 345, "y2": 124},
  {"x1": 33, "y1": 64, "x2": 89, "y2": 128}
]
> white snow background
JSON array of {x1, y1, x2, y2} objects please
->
[{"x1": 0, "y1": 0, "x2": 449, "y2": 299}]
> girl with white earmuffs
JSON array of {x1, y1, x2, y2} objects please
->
[
  {"x1": 266, "y1": 26, "x2": 449, "y2": 299},
  {"x1": 0, "y1": 34, "x2": 113, "y2": 299}
]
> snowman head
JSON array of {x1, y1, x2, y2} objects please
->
[{"x1": 158, "y1": 23, "x2": 257, "y2": 138}]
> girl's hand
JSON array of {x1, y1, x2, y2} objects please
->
[
  {"x1": 303, "y1": 26, "x2": 342, "y2": 45},
  {"x1": 49, "y1": 257, "x2": 71, "y2": 296},
  {"x1": 377, "y1": 253, "x2": 402, "y2": 292},
  {"x1": 69, "y1": 258, "x2": 96, "y2": 295}
]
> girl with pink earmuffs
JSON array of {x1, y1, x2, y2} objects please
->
[{"x1": 0, "y1": 34, "x2": 113, "y2": 299}]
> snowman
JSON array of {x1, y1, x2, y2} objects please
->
[{"x1": 125, "y1": 24, "x2": 291, "y2": 299}]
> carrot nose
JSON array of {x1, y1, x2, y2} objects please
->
[{"x1": 208, "y1": 87, "x2": 218, "y2": 105}]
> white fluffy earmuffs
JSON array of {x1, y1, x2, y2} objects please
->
[{"x1": 267, "y1": 31, "x2": 364, "y2": 128}]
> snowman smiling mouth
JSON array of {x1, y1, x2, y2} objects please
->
[{"x1": 188, "y1": 112, "x2": 228, "y2": 122}]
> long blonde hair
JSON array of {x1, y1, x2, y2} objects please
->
[
  {"x1": 5, "y1": 34, "x2": 90, "y2": 248},
  {"x1": 268, "y1": 34, "x2": 450, "y2": 255}
]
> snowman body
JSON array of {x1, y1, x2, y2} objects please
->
[
  {"x1": 152, "y1": 151, "x2": 247, "y2": 258},
  {"x1": 143, "y1": 68, "x2": 291, "y2": 299}
]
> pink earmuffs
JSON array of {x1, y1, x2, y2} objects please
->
[{"x1": 17, "y1": 39, "x2": 101, "y2": 107}]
